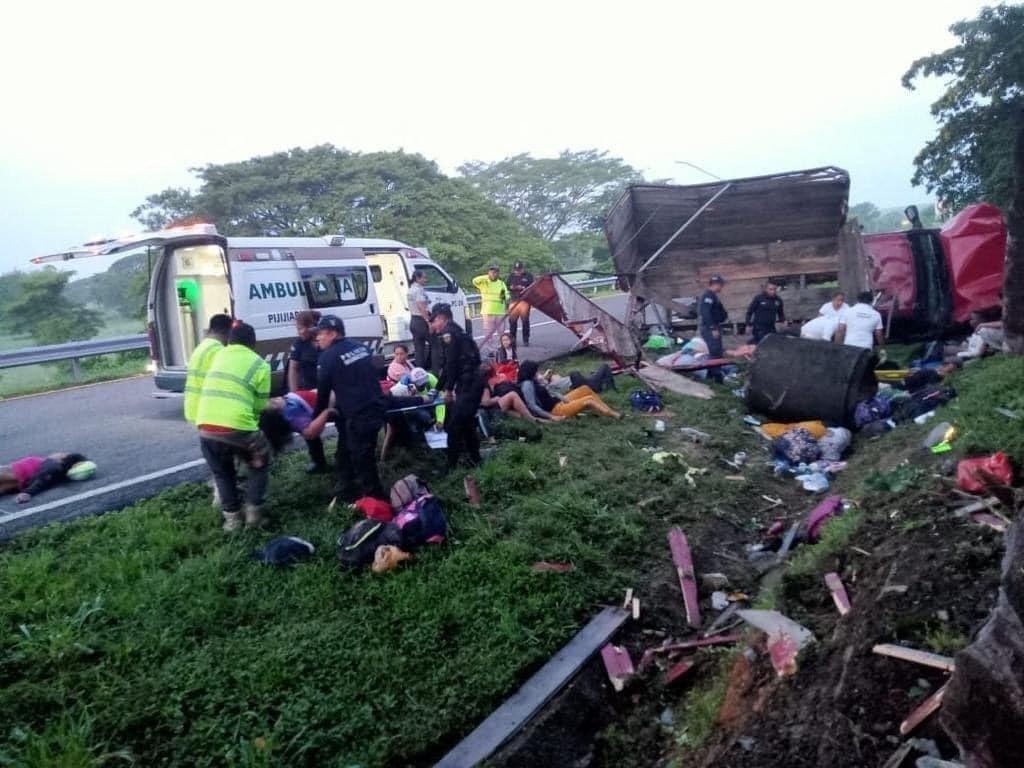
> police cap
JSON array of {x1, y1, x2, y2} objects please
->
[
  {"x1": 316, "y1": 314, "x2": 345, "y2": 334},
  {"x1": 428, "y1": 303, "x2": 453, "y2": 322}
]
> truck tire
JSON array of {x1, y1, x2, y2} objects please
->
[{"x1": 746, "y1": 335, "x2": 877, "y2": 428}]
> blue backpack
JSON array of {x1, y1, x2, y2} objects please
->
[{"x1": 630, "y1": 390, "x2": 663, "y2": 413}]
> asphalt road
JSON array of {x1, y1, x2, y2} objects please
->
[{"x1": 0, "y1": 295, "x2": 628, "y2": 537}]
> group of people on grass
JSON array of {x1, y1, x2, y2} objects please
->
[{"x1": 182, "y1": 296, "x2": 621, "y2": 532}]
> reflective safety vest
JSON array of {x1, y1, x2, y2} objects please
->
[
  {"x1": 472, "y1": 275, "x2": 509, "y2": 316},
  {"x1": 183, "y1": 337, "x2": 224, "y2": 424},
  {"x1": 194, "y1": 344, "x2": 271, "y2": 432}
]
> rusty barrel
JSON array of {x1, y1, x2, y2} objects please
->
[{"x1": 745, "y1": 334, "x2": 877, "y2": 428}]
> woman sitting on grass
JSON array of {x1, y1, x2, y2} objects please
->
[
  {"x1": 479, "y1": 363, "x2": 540, "y2": 422},
  {"x1": 516, "y1": 360, "x2": 621, "y2": 421},
  {"x1": 0, "y1": 452, "x2": 89, "y2": 504},
  {"x1": 387, "y1": 344, "x2": 414, "y2": 383}
]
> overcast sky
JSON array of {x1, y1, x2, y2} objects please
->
[{"x1": 0, "y1": 0, "x2": 989, "y2": 278}]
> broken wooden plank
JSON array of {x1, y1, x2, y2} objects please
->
[
  {"x1": 435, "y1": 606, "x2": 629, "y2": 768},
  {"x1": 601, "y1": 644, "x2": 635, "y2": 692},
  {"x1": 668, "y1": 527, "x2": 702, "y2": 629},
  {"x1": 872, "y1": 644, "x2": 956, "y2": 672},
  {"x1": 631, "y1": 597, "x2": 640, "y2": 621},
  {"x1": 824, "y1": 572, "x2": 852, "y2": 615},
  {"x1": 622, "y1": 588, "x2": 634, "y2": 610},
  {"x1": 663, "y1": 659, "x2": 696, "y2": 686},
  {"x1": 900, "y1": 683, "x2": 948, "y2": 735},
  {"x1": 648, "y1": 634, "x2": 741, "y2": 655}
]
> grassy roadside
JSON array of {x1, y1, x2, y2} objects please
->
[{"x1": 0, "y1": 354, "x2": 760, "y2": 767}]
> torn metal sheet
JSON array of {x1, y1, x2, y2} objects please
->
[
  {"x1": 638, "y1": 363, "x2": 714, "y2": 400},
  {"x1": 738, "y1": 609, "x2": 815, "y2": 677},
  {"x1": 508, "y1": 274, "x2": 641, "y2": 364},
  {"x1": 436, "y1": 607, "x2": 629, "y2": 768}
]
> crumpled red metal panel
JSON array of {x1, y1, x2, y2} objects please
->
[
  {"x1": 940, "y1": 203, "x2": 1007, "y2": 322},
  {"x1": 512, "y1": 275, "x2": 640, "y2": 364}
]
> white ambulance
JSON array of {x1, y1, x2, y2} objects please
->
[{"x1": 34, "y1": 223, "x2": 470, "y2": 393}]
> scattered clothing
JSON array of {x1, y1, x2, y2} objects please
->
[
  {"x1": 252, "y1": 536, "x2": 315, "y2": 566},
  {"x1": 772, "y1": 428, "x2": 822, "y2": 464},
  {"x1": 818, "y1": 427, "x2": 852, "y2": 462}
]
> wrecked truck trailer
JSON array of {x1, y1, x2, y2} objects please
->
[
  {"x1": 604, "y1": 168, "x2": 1007, "y2": 340},
  {"x1": 604, "y1": 166, "x2": 861, "y2": 331}
]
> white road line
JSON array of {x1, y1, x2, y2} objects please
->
[{"x1": 0, "y1": 459, "x2": 207, "y2": 526}]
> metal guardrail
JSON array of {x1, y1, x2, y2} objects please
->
[{"x1": 0, "y1": 277, "x2": 620, "y2": 371}]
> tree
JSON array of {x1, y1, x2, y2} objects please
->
[
  {"x1": 132, "y1": 146, "x2": 555, "y2": 284},
  {"x1": 458, "y1": 149, "x2": 644, "y2": 241},
  {"x1": 849, "y1": 201, "x2": 941, "y2": 233},
  {"x1": 0, "y1": 268, "x2": 102, "y2": 345},
  {"x1": 1004, "y1": 109, "x2": 1024, "y2": 355},
  {"x1": 903, "y1": 4, "x2": 1024, "y2": 211}
]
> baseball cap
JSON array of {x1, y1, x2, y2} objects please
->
[
  {"x1": 428, "y1": 303, "x2": 452, "y2": 321},
  {"x1": 409, "y1": 367, "x2": 430, "y2": 387},
  {"x1": 709, "y1": 274, "x2": 726, "y2": 284},
  {"x1": 513, "y1": 261, "x2": 524, "y2": 269},
  {"x1": 487, "y1": 264, "x2": 499, "y2": 271},
  {"x1": 316, "y1": 315, "x2": 345, "y2": 333}
]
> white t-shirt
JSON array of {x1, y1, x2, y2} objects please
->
[
  {"x1": 840, "y1": 303, "x2": 883, "y2": 348},
  {"x1": 407, "y1": 283, "x2": 428, "y2": 315},
  {"x1": 800, "y1": 315, "x2": 838, "y2": 341},
  {"x1": 819, "y1": 301, "x2": 850, "y2": 321}
]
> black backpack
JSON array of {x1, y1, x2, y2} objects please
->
[{"x1": 336, "y1": 519, "x2": 402, "y2": 570}]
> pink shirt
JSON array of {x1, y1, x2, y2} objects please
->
[
  {"x1": 387, "y1": 360, "x2": 412, "y2": 382},
  {"x1": 11, "y1": 456, "x2": 45, "y2": 490}
]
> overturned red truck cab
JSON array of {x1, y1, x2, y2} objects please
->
[{"x1": 604, "y1": 167, "x2": 1006, "y2": 340}]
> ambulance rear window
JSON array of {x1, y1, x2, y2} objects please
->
[{"x1": 302, "y1": 267, "x2": 369, "y2": 308}]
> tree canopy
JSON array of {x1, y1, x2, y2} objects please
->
[
  {"x1": 458, "y1": 149, "x2": 644, "y2": 241},
  {"x1": 132, "y1": 146, "x2": 555, "y2": 284},
  {"x1": 849, "y1": 201, "x2": 940, "y2": 233},
  {"x1": 0, "y1": 269, "x2": 102, "y2": 345},
  {"x1": 903, "y1": 4, "x2": 1024, "y2": 211}
]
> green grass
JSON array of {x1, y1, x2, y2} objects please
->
[
  {"x1": 0, "y1": 358, "x2": 762, "y2": 767},
  {"x1": 0, "y1": 313, "x2": 148, "y2": 399},
  {"x1": 938, "y1": 355, "x2": 1024, "y2": 461}
]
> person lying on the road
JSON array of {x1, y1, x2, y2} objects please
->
[
  {"x1": 0, "y1": 452, "x2": 91, "y2": 504},
  {"x1": 517, "y1": 361, "x2": 622, "y2": 421}
]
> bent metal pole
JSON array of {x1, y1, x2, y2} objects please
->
[{"x1": 635, "y1": 182, "x2": 733, "y2": 275}]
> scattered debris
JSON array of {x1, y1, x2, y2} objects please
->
[
  {"x1": 900, "y1": 683, "x2": 948, "y2": 735},
  {"x1": 805, "y1": 495, "x2": 844, "y2": 542},
  {"x1": 637, "y1": 495, "x2": 663, "y2": 508},
  {"x1": 648, "y1": 634, "x2": 741, "y2": 655},
  {"x1": 558, "y1": 455, "x2": 568, "y2": 469},
  {"x1": 879, "y1": 742, "x2": 915, "y2": 768},
  {"x1": 852, "y1": 546, "x2": 873, "y2": 557},
  {"x1": 824, "y1": 572, "x2": 852, "y2": 615},
  {"x1": 623, "y1": 588, "x2": 634, "y2": 609},
  {"x1": 601, "y1": 644, "x2": 635, "y2": 692},
  {"x1": 738, "y1": 609, "x2": 815, "y2": 677},
  {"x1": 711, "y1": 591, "x2": 730, "y2": 611},
  {"x1": 777, "y1": 522, "x2": 800, "y2": 560},
  {"x1": 971, "y1": 512, "x2": 1009, "y2": 532},
  {"x1": 957, "y1": 452, "x2": 1013, "y2": 494},
  {"x1": 725, "y1": 474, "x2": 746, "y2": 482},
  {"x1": 668, "y1": 527, "x2": 702, "y2": 628},
  {"x1": 704, "y1": 602, "x2": 742, "y2": 638},
  {"x1": 530, "y1": 561, "x2": 573, "y2": 573},
  {"x1": 701, "y1": 572, "x2": 730, "y2": 591},
  {"x1": 872, "y1": 644, "x2": 956, "y2": 672},
  {"x1": 993, "y1": 407, "x2": 1020, "y2": 420},
  {"x1": 663, "y1": 659, "x2": 695, "y2": 686},
  {"x1": 632, "y1": 597, "x2": 640, "y2": 621}
]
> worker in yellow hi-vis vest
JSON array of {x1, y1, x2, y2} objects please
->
[
  {"x1": 472, "y1": 264, "x2": 508, "y2": 353},
  {"x1": 183, "y1": 314, "x2": 233, "y2": 424},
  {"x1": 195, "y1": 321, "x2": 272, "y2": 532}
]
